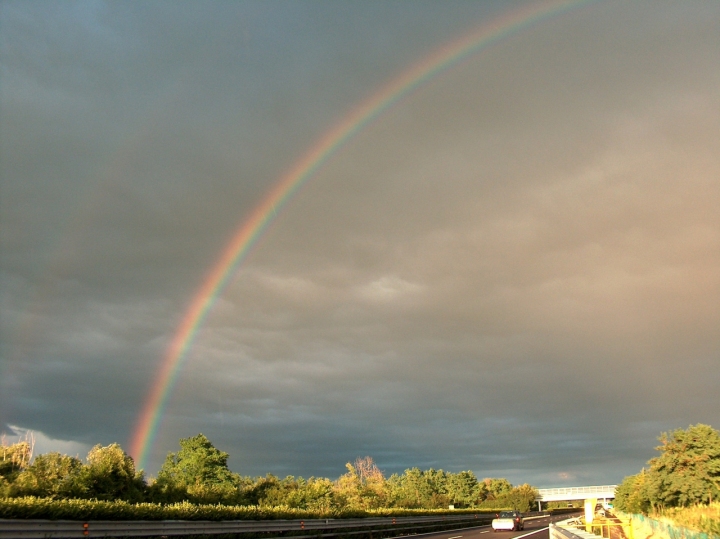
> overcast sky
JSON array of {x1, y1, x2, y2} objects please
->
[{"x1": 1, "y1": 0, "x2": 719, "y2": 487}]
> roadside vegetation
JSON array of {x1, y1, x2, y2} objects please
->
[
  {"x1": 654, "y1": 503, "x2": 720, "y2": 537},
  {"x1": 613, "y1": 424, "x2": 720, "y2": 534},
  {"x1": 0, "y1": 432, "x2": 538, "y2": 519},
  {"x1": 0, "y1": 496, "x2": 499, "y2": 521}
]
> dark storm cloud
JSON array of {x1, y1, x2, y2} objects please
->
[{"x1": 2, "y1": 0, "x2": 719, "y2": 487}]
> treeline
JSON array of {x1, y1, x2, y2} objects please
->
[
  {"x1": 614, "y1": 424, "x2": 720, "y2": 514},
  {"x1": 1, "y1": 433, "x2": 538, "y2": 511}
]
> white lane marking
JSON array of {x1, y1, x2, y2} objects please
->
[
  {"x1": 448, "y1": 536, "x2": 462, "y2": 538},
  {"x1": 480, "y1": 532, "x2": 490, "y2": 534},
  {"x1": 511, "y1": 527, "x2": 548, "y2": 539},
  {"x1": 385, "y1": 524, "x2": 490, "y2": 539}
]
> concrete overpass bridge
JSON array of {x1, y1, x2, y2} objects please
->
[
  {"x1": 534, "y1": 485, "x2": 617, "y2": 513},
  {"x1": 537, "y1": 485, "x2": 617, "y2": 502}
]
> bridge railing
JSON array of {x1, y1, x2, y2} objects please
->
[
  {"x1": 537, "y1": 486, "x2": 617, "y2": 501},
  {"x1": 539, "y1": 486, "x2": 617, "y2": 496}
]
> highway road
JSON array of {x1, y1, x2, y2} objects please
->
[{"x1": 388, "y1": 513, "x2": 580, "y2": 539}]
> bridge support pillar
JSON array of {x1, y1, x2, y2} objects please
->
[{"x1": 584, "y1": 498, "x2": 597, "y2": 532}]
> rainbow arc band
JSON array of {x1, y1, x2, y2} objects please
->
[{"x1": 129, "y1": 0, "x2": 595, "y2": 470}]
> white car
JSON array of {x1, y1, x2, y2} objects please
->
[{"x1": 492, "y1": 511, "x2": 524, "y2": 532}]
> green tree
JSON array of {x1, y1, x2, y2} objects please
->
[
  {"x1": 483, "y1": 477, "x2": 512, "y2": 500},
  {"x1": 424, "y1": 468, "x2": 450, "y2": 508},
  {"x1": 384, "y1": 467, "x2": 452, "y2": 509},
  {"x1": 646, "y1": 424, "x2": 720, "y2": 507},
  {"x1": 254, "y1": 475, "x2": 297, "y2": 507},
  {"x1": 80, "y1": 444, "x2": 145, "y2": 501},
  {"x1": 153, "y1": 434, "x2": 239, "y2": 503},
  {"x1": 502, "y1": 483, "x2": 539, "y2": 512},
  {"x1": 353, "y1": 456, "x2": 388, "y2": 509},
  {"x1": 242, "y1": 474, "x2": 280, "y2": 506},
  {"x1": 394, "y1": 467, "x2": 436, "y2": 508},
  {"x1": 12, "y1": 452, "x2": 84, "y2": 498},
  {"x1": 333, "y1": 457, "x2": 388, "y2": 510},
  {"x1": 445, "y1": 471, "x2": 480, "y2": 507},
  {"x1": 258, "y1": 475, "x2": 337, "y2": 510},
  {"x1": 614, "y1": 470, "x2": 651, "y2": 514},
  {"x1": 333, "y1": 463, "x2": 361, "y2": 508},
  {"x1": 301, "y1": 477, "x2": 336, "y2": 511},
  {"x1": 0, "y1": 439, "x2": 33, "y2": 481}
]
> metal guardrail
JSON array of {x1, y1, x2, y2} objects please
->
[
  {"x1": 551, "y1": 515, "x2": 634, "y2": 539},
  {"x1": 0, "y1": 513, "x2": 495, "y2": 539},
  {"x1": 550, "y1": 518, "x2": 601, "y2": 539}
]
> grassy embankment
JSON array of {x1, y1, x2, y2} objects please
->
[
  {"x1": 654, "y1": 503, "x2": 720, "y2": 537},
  {"x1": 616, "y1": 505, "x2": 719, "y2": 539}
]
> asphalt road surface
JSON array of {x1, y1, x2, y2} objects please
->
[{"x1": 388, "y1": 513, "x2": 580, "y2": 539}]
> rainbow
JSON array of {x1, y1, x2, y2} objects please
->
[{"x1": 130, "y1": 0, "x2": 595, "y2": 469}]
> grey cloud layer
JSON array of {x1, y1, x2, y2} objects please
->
[{"x1": 1, "y1": 1, "x2": 719, "y2": 484}]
